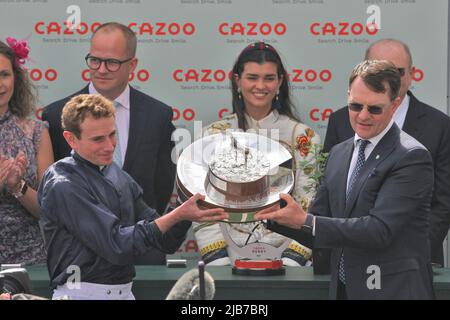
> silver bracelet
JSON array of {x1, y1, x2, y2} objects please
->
[{"x1": 10, "y1": 179, "x2": 28, "y2": 199}]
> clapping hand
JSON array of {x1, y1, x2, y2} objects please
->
[
  {"x1": 0, "y1": 155, "x2": 14, "y2": 189},
  {"x1": 3, "y1": 152, "x2": 28, "y2": 192}
]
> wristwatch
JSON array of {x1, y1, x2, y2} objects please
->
[
  {"x1": 11, "y1": 179, "x2": 28, "y2": 199},
  {"x1": 301, "y1": 213, "x2": 315, "y2": 236}
]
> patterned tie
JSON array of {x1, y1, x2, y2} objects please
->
[
  {"x1": 112, "y1": 101, "x2": 123, "y2": 168},
  {"x1": 346, "y1": 139, "x2": 370, "y2": 201},
  {"x1": 339, "y1": 139, "x2": 370, "y2": 284}
]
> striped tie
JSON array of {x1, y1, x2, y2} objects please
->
[
  {"x1": 338, "y1": 139, "x2": 370, "y2": 284},
  {"x1": 112, "y1": 101, "x2": 123, "y2": 168}
]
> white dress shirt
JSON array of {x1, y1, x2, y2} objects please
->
[
  {"x1": 346, "y1": 119, "x2": 395, "y2": 190},
  {"x1": 89, "y1": 83, "x2": 130, "y2": 163},
  {"x1": 393, "y1": 94, "x2": 410, "y2": 130}
]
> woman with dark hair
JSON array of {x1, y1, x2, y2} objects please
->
[
  {"x1": 194, "y1": 42, "x2": 321, "y2": 267},
  {"x1": 0, "y1": 38, "x2": 53, "y2": 265}
]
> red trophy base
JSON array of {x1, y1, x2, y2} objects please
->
[{"x1": 232, "y1": 259, "x2": 285, "y2": 276}]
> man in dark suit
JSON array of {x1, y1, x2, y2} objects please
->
[
  {"x1": 324, "y1": 39, "x2": 450, "y2": 267},
  {"x1": 42, "y1": 22, "x2": 176, "y2": 265},
  {"x1": 256, "y1": 60, "x2": 435, "y2": 300}
]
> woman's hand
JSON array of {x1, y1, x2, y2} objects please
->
[
  {"x1": 5, "y1": 152, "x2": 28, "y2": 192},
  {"x1": 0, "y1": 155, "x2": 14, "y2": 188}
]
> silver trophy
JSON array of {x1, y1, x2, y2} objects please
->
[{"x1": 176, "y1": 132, "x2": 294, "y2": 275}]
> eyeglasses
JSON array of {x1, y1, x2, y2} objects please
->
[
  {"x1": 85, "y1": 54, "x2": 133, "y2": 72},
  {"x1": 348, "y1": 103, "x2": 384, "y2": 115}
]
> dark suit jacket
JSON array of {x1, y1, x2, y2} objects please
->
[
  {"x1": 323, "y1": 91, "x2": 450, "y2": 266},
  {"x1": 42, "y1": 85, "x2": 176, "y2": 265},
  {"x1": 270, "y1": 124, "x2": 435, "y2": 299}
]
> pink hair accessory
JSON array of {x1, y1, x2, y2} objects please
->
[{"x1": 6, "y1": 37, "x2": 30, "y2": 67}]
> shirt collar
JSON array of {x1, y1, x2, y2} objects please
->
[
  {"x1": 393, "y1": 94, "x2": 410, "y2": 126},
  {"x1": 72, "y1": 150, "x2": 105, "y2": 173},
  {"x1": 244, "y1": 109, "x2": 280, "y2": 128},
  {"x1": 354, "y1": 119, "x2": 395, "y2": 149},
  {"x1": 89, "y1": 83, "x2": 130, "y2": 110},
  {"x1": 397, "y1": 93, "x2": 410, "y2": 113}
]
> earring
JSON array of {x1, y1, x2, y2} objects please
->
[
  {"x1": 272, "y1": 90, "x2": 282, "y2": 110},
  {"x1": 237, "y1": 87, "x2": 245, "y2": 109}
]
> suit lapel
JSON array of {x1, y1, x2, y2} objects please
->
[
  {"x1": 402, "y1": 91, "x2": 425, "y2": 139},
  {"x1": 123, "y1": 87, "x2": 144, "y2": 171},
  {"x1": 80, "y1": 86, "x2": 89, "y2": 95},
  {"x1": 334, "y1": 140, "x2": 354, "y2": 218},
  {"x1": 344, "y1": 125, "x2": 399, "y2": 217}
]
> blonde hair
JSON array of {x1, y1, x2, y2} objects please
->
[{"x1": 62, "y1": 94, "x2": 115, "y2": 138}]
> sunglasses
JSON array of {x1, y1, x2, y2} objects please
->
[
  {"x1": 397, "y1": 68, "x2": 406, "y2": 77},
  {"x1": 348, "y1": 103, "x2": 384, "y2": 115}
]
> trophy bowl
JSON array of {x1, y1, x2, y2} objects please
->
[{"x1": 176, "y1": 132, "x2": 294, "y2": 222}]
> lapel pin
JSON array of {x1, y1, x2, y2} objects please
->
[{"x1": 376, "y1": 155, "x2": 380, "y2": 160}]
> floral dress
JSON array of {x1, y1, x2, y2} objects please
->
[
  {"x1": 193, "y1": 110, "x2": 321, "y2": 266},
  {"x1": 0, "y1": 110, "x2": 46, "y2": 265}
]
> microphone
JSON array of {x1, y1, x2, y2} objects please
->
[
  {"x1": 198, "y1": 260, "x2": 205, "y2": 300},
  {"x1": 166, "y1": 261, "x2": 215, "y2": 300}
]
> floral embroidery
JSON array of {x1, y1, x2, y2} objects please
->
[
  {"x1": 208, "y1": 121, "x2": 232, "y2": 134},
  {"x1": 300, "y1": 197, "x2": 310, "y2": 211},
  {"x1": 303, "y1": 166, "x2": 314, "y2": 175},
  {"x1": 296, "y1": 128, "x2": 315, "y2": 157}
]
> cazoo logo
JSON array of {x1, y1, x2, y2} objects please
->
[
  {"x1": 309, "y1": 22, "x2": 379, "y2": 36},
  {"x1": 81, "y1": 69, "x2": 150, "y2": 82},
  {"x1": 128, "y1": 22, "x2": 196, "y2": 36},
  {"x1": 34, "y1": 21, "x2": 101, "y2": 35},
  {"x1": 218, "y1": 22, "x2": 287, "y2": 36}
]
